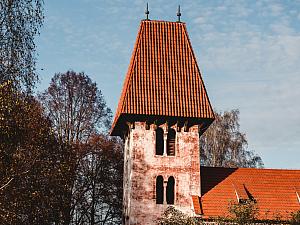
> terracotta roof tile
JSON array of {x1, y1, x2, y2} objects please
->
[
  {"x1": 111, "y1": 20, "x2": 214, "y2": 136},
  {"x1": 232, "y1": 182, "x2": 249, "y2": 202},
  {"x1": 192, "y1": 195, "x2": 202, "y2": 215},
  {"x1": 201, "y1": 166, "x2": 300, "y2": 220},
  {"x1": 295, "y1": 187, "x2": 300, "y2": 204}
]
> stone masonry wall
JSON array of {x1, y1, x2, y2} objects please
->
[{"x1": 123, "y1": 122, "x2": 200, "y2": 225}]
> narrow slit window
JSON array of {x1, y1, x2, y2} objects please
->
[
  {"x1": 166, "y1": 176, "x2": 175, "y2": 204},
  {"x1": 156, "y1": 176, "x2": 164, "y2": 204},
  {"x1": 167, "y1": 128, "x2": 176, "y2": 156},
  {"x1": 156, "y1": 127, "x2": 164, "y2": 155}
]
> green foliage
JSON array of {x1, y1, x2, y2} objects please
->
[
  {"x1": 157, "y1": 206, "x2": 198, "y2": 225},
  {"x1": 290, "y1": 210, "x2": 300, "y2": 225},
  {"x1": 228, "y1": 200, "x2": 259, "y2": 225}
]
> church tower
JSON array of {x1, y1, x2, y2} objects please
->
[{"x1": 111, "y1": 19, "x2": 214, "y2": 225}]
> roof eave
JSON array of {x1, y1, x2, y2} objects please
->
[{"x1": 110, "y1": 113, "x2": 215, "y2": 137}]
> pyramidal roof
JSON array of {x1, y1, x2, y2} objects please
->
[{"x1": 111, "y1": 20, "x2": 214, "y2": 136}]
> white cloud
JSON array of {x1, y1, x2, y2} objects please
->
[
  {"x1": 193, "y1": 16, "x2": 206, "y2": 25},
  {"x1": 37, "y1": 0, "x2": 300, "y2": 168},
  {"x1": 185, "y1": 1, "x2": 300, "y2": 168},
  {"x1": 269, "y1": 3, "x2": 284, "y2": 16}
]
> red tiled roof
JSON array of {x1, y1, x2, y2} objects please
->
[
  {"x1": 296, "y1": 187, "x2": 300, "y2": 203},
  {"x1": 111, "y1": 20, "x2": 214, "y2": 136},
  {"x1": 232, "y1": 182, "x2": 249, "y2": 202},
  {"x1": 192, "y1": 195, "x2": 202, "y2": 215},
  {"x1": 200, "y1": 166, "x2": 300, "y2": 220}
]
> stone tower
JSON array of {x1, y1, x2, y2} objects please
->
[{"x1": 111, "y1": 20, "x2": 214, "y2": 225}]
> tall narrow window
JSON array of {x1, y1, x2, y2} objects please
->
[
  {"x1": 167, "y1": 128, "x2": 176, "y2": 156},
  {"x1": 156, "y1": 176, "x2": 164, "y2": 204},
  {"x1": 166, "y1": 176, "x2": 175, "y2": 204},
  {"x1": 156, "y1": 127, "x2": 164, "y2": 155}
]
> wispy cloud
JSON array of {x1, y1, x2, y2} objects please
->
[
  {"x1": 185, "y1": 0, "x2": 300, "y2": 168},
  {"x1": 269, "y1": 3, "x2": 284, "y2": 16},
  {"x1": 37, "y1": 0, "x2": 300, "y2": 168}
]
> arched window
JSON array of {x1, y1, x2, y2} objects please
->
[
  {"x1": 156, "y1": 127, "x2": 164, "y2": 155},
  {"x1": 156, "y1": 176, "x2": 164, "y2": 204},
  {"x1": 166, "y1": 176, "x2": 175, "y2": 204},
  {"x1": 167, "y1": 128, "x2": 176, "y2": 156}
]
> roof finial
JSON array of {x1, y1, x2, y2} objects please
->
[
  {"x1": 177, "y1": 5, "x2": 181, "y2": 22},
  {"x1": 145, "y1": 2, "x2": 149, "y2": 20}
]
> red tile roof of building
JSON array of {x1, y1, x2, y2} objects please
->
[
  {"x1": 200, "y1": 166, "x2": 300, "y2": 220},
  {"x1": 192, "y1": 195, "x2": 202, "y2": 215},
  {"x1": 111, "y1": 20, "x2": 214, "y2": 136},
  {"x1": 232, "y1": 182, "x2": 249, "y2": 202}
]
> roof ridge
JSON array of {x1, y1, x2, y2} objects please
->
[
  {"x1": 201, "y1": 166, "x2": 300, "y2": 220},
  {"x1": 141, "y1": 19, "x2": 186, "y2": 24},
  {"x1": 201, "y1": 166, "x2": 300, "y2": 171}
]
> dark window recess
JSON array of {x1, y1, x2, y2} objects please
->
[
  {"x1": 166, "y1": 176, "x2": 175, "y2": 204},
  {"x1": 167, "y1": 128, "x2": 176, "y2": 156},
  {"x1": 122, "y1": 215, "x2": 125, "y2": 224},
  {"x1": 156, "y1": 176, "x2": 164, "y2": 204},
  {"x1": 156, "y1": 127, "x2": 164, "y2": 155}
]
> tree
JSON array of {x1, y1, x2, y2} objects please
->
[
  {"x1": 228, "y1": 200, "x2": 259, "y2": 225},
  {"x1": 71, "y1": 135, "x2": 123, "y2": 225},
  {"x1": 157, "y1": 206, "x2": 197, "y2": 225},
  {"x1": 200, "y1": 109, "x2": 263, "y2": 168},
  {"x1": 39, "y1": 71, "x2": 112, "y2": 144},
  {"x1": 290, "y1": 210, "x2": 300, "y2": 225},
  {"x1": 0, "y1": 0, "x2": 44, "y2": 92},
  {"x1": 0, "y1": 81, "x2": 68, "y2": 225},
  {"x1": 39, "y1": 71, "x2": 117, "y2": 224}
]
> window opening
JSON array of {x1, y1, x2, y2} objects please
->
[
  {"x1": 156, "y1": 176, "x2": 164, "y2": 204},
  {"x1": 156, "y1": 127, "x2": 164, "y2": 155},
  {"x1": 166, "y1": 176, "x2": 175, "y2": 204},
  {"x1": 167, "y1": 128, "x2": 176, "y2": 156}
]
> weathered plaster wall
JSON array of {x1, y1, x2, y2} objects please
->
[{"x1": 123, "y1": 122, "x2": 200, "y2": 225}]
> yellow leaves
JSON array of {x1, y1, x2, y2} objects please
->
[{"x1": 0, "y1": 80, "x2": 12, "y2": 89}]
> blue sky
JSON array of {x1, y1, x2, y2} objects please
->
[{"x1": 36, "y1": 0, "x2": 300, "y2": 169}]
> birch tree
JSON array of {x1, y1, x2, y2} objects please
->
[
  {"x1": 0, "y1": 0, "x2": 44, "y2": 92},
  {"x1": 200, "y1": 109, "x2": 263, "y2": 168}
]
